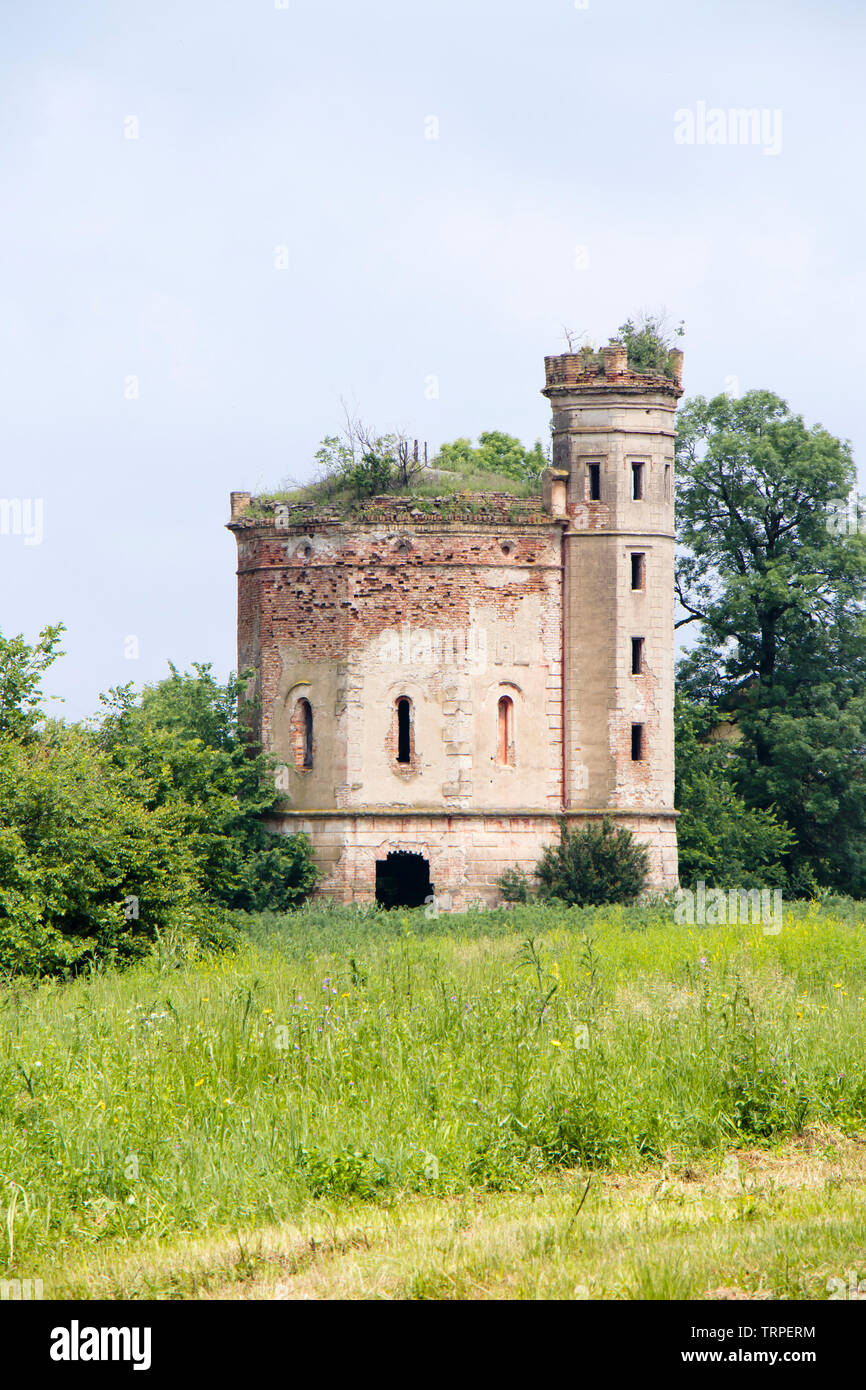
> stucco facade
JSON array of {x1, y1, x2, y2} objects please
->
[{"x1": 229, "y1": 343, "x2": 682, "y2": 906}]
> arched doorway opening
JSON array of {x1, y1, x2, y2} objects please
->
[{"x1": 375, "y1": 851, "x2": 433, "y2": 909}]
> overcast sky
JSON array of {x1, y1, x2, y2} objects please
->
[{"x1": 1, "y1": 0, "x2": 864, "y2": 720}]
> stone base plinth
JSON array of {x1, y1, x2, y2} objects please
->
[{"x1": 266, "y1": 809, "x2": 678, "y2": 909}]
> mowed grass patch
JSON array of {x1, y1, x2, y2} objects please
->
[
  {"x1": 1, "y1": 898, "x2": 865, "y2": 1295},
  {"x1": 51, "y1": 1136, "x2": 866, "y2": 1300}
]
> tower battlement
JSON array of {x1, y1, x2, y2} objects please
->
[{"x1": 543, "y1": 343, "x2": 684, "y2": 393}]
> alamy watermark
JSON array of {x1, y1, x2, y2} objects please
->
[
  {"x1": 827, "y1": 1269, "x2": 866, "y2": 1300},
  {"x1": 674, "y1": 102, "x2": 783, "y2": 157},
  {"x1": 0, "y1": 1278, "x2": 43, "y2": 1300},
  {"x1": 825, "y1": 492, "x2": 866, "y2": 536},
  {"x1": 0, "y1": 498, "x2": 43, "y2": 546},
  {"x1": 378, "y1": 623, "x2": 488, "y2": 674},
  {"x1": 675, "y1": 882, "x2": 783, "y2": 935}
]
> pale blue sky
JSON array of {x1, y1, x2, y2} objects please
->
[{"x1": 1, "y1": 0, "x2": 864, "y2": 719}]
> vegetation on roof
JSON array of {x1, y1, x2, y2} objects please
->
[
  {"x1": 563, "y1": 310, "x2": 685, "y2": 380},
  {"x1": 250, "y1": 412, "x2": 547, "y2": 517}
]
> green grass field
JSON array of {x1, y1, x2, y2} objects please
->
[{"x1": 2, "y1": 899, "x2": 865, "y2": 1299}]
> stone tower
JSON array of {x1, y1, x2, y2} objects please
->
[
  {"x1": 542, "y1": 341, "x2": 682, "y2": 889},
  {"x1": 228, "y1": 339, "x2": 681, "y2": 907}
]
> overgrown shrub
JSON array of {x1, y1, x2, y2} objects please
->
[
  {"x1": 535, "y1": 817, "x2": 649, "y2": 907},
  {"x1": 0, "y1": 631, "x2": 318, "y2": 976},
  {"x1": 496, "y1": 866, "x2": 531, "y2": 903}
]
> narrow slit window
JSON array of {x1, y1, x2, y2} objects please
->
[
  {"x1": 664, "y1": 464, "x2": 671, "y2": 504},
  {"x1": 631, "y1": 723, "x2": 644, "y2": 761},
  {"x1": 631, "y1": 553, "x2": 646, "y2": 590},
  {"x1": 631, "y1": 637, "x2": 644, "y2": 675},
  {"x1": 292, "y1": 697, "x2": 314, "y2": 770},
  {"x1": 631, "y1": 463, "x2": 644, "y2": 500},
  {"x1": 497, "y1": 695, "x2": 515, "y2": 765},
  {"x1": 397, "y1": 698, "x2": 411, "y2": 764},
  {"x1": 302, "y1": 700, "x2": 313, "y2": 768},
  {"x1": 588, "y1": 463, "x2": 601, "y2": 501}
]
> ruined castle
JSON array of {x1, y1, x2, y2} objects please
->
[{"x1": 229, "y1": 340, "x2": 682, "y2": 908}]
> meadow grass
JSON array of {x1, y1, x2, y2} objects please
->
[{"x1": 1, "y1": 898, "x2": 865, "y2": 1298}]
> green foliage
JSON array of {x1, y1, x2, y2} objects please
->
[
  {"x1": 0, "y1": 623, "x2": 65, "y2": 740},
  {"x1": 674, "y1": 694, "x2": 793, "y2": 887},
  {"x1": 615, "y1": 312, "x2": 683, "y2": 377},
  {"x1": 434, "y1": 431, "x2": 547, "y2": 482},
  {"x1": 718, "y1": 984, "x2": 810, "y2": 1139},
  {"x1": 0, "y1": 639, "x2": 317, "y2": 976},
  {"x1": 314, "y1": 434, "x2": 400, "y2": 499},
  {"x1": 535, "y1": 817, "x2": 649, "y2": 906},
  {"x1": 96, "y1": 663, "x2": 319, "y2": 914},
  {"x1": 675, "y1": 389, "x2": 866, "y2": 894},
  {"x1": 676, "y1": 390, "x2": 862, "y2": 701},
  {"x1": 295, "y1": 1145, "x2": 393, "y2": 1199},
  {"x1": 496, "y1": 865, "x2": 531, "y2": 903},
  {"x1": 0, "y1": 725, "x2": 206, "y2": 975}
]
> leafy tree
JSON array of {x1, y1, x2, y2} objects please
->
[
  {"x1": 0, "y1": 623, "x2": 65, "y2": 739},
  {"x1": 674, "y1": 694, "x2": 793, "y2": 887},
  {"x1": 96, "y1": 664, "x2": 318, "y2": 912},
  {"x1": 434, "y1": 431, "x2": 546, "y2": 482},
  {"x1": 0, "y1": 725, "x2": 209, "y2": 975},
  {"x1": 308, "y1": 407, "x2": 420, "y2": 500},
  {"x1": 535, "y1": 817, "x2": 649, "y2": 906},
  {"x1": 0, "y1": 639, "x2": 318, "y2": 976},
  {"x1": 675, "y1": 390, "x2": 866, "y2": 893}
]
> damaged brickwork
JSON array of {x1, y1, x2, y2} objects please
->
[{"x1": 229, "y1": 345, "x2": 681, "y2": 906}]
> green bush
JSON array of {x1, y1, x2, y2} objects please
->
[
  {"x1": 496, "y1": 866, "x2": 531, "y2": 903},
  {"x1": 535, "y1": 817, "x2": 649, "y2": 907},
  {"x1": 0, "y1": 629, "x2": 319, "y2": 976},
  {"x1": 0, "y1": 727, "x2": 206, "y2": 975}
]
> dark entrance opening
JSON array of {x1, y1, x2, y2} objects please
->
[{"x1": 375, "y1": 851, "x2": 433, "y2": 909}]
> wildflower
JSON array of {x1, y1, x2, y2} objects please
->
[
  {"x1": 550, "y1": 1040, "x2": 562, "y2": 1048},
  {"x1": 833, "y1": 983, "x2": 843, "y2": 990},
  {"x1": 97, "y1": 1101, "x2": 106, "y2": 1111},
  {"x1": 194, "y1": 1079, "x2": 204, "y2": 1087}
]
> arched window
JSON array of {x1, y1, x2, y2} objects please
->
[
  {"x1": 396, "y1": 697, "x2": 412, "y2": 764},
  {"x1": 498, "y1": 695, "x2": 515, "y2": 766},
  {"x1": 292, "y1": 697, "x2": 314, "y2": 770}
]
